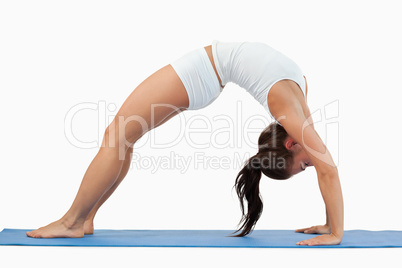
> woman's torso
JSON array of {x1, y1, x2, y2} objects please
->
[
  {"x1": 204, "y1": 41, "x2": 308, "y2": 119},
  {"x1": 204, "y1": 45, "x2": 224, "y2": 88}
]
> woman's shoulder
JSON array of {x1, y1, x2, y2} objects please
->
[{"x1": 267, "y1": 79, "x2": 310, "y2": 120}]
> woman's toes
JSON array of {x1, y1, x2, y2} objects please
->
[{"x1": 27, "y1": 230, "x2": 40, "y2": 238}]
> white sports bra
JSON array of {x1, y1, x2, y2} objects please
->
[{"x1": 211, "y1": 40, "x2": 306, "y2": 119}]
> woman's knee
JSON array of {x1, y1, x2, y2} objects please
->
[
  {"x1": 99, "y1": 128, "x2": 136, "y2": 162},
  {"x1": 102, "y1": 116, "x2": 148, "y2": 149}
]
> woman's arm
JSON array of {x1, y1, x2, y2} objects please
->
[{"x1": 268, "y1": 81, "x2": 344, "y2": 246}]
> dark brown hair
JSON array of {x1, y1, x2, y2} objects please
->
[{"x1": 232, "y1": 121, "x2": 294, "y2": 237}]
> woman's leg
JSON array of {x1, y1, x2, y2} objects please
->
[
  {"x1": 82, "y1": 146, "x2": 133, "y2": 234},
  {"x1": 83, "y1": 109, "x2": 183, "y2": 234},
  {"x1": 26, "y1": 64, "x2": 189, "y2": 238}
]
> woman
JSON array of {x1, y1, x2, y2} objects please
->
[{"x1": 26, "y1": 40, "x2": 343, "y2": 246}]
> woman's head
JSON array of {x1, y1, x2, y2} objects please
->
[{"x1": 233, "y1": 121, "x2": 312, "y2": 237}]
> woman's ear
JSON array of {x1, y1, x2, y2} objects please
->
[{"x1": 284, "y1": 137, "x2": 298, "y2": 151}]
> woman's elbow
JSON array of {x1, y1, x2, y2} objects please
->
[{"x1": 316, "y1": 166, "x2": 339, "y2": 178}]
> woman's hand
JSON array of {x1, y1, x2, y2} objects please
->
[
  {"x1": 296, "y1": 233, "x2": 342, "y2": 246},
  {"x1": 295, "y1": 225, "x2": 341, "y2": 246},
  {"x1": 295, "y1": 224, "x2": 331, "y2": 234}
]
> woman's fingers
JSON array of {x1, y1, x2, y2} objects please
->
[
  {"x1": 295, "y1": 225, "x2": 331, "y2": 234},
  {"x1": 295, "y1": 226, "x2": 315, "y2": 233},
  {"x1": 297, "y1": 234, "x2": 342, "y2": 246},
  {"x1": 304, "y1": 227, "x2": 316, "y2": 234},
  {"x1": 295, "y1": 227, "x2": 312, "y2": 233}
]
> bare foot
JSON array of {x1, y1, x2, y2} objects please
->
[
  {"x1": 26, "y1": 219, "x2": 84, "y2": 238},
  {"x1": 84, "y1": 220, "x2": 94, "y2": 235}
]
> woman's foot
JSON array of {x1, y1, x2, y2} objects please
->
[
  {"x1": 26, "y1": 219, "x2": 85, "y2": 238},
  {"x1": 84, "y1": 220, "x2": 94, "y2": 235}
]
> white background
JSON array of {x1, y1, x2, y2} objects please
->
[{"x1": 1, "y1": 0, "x2": 401, "y2": 267}]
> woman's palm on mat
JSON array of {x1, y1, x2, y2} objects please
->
[
  {"x1": 295, "y1": 224, "x2": 331, "y2": 235},
  {"x1": 295, "y1": 225, "x2": 341, "y2": 246}
]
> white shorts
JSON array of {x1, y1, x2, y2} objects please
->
[{"x1": 170, "y1": 47, "x2": 223, "y2": 110}]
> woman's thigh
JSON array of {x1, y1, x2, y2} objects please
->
[{"x1": 104, "y1": 64, "x2": 189, "y2": 149}]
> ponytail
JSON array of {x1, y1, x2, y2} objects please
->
[
  {"x1": 232, "y1": 121, "x2": 294, "y2": 237},
  {"x1": 232, "y1": 154, "x2": 263, "y2": 237}
]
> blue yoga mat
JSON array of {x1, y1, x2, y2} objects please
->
[{"x1": 1, "y1": 229, "x2": 402, "y2": 248}]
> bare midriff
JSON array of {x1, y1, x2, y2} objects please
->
[{"x1": 204, "y1": 45, "x2": 225, "y2": 89}]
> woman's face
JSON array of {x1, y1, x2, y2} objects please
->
[{"x1": 284, "y1": 137, "x2": 313, "y2": 176}]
